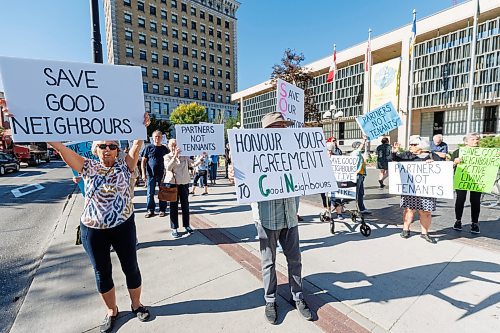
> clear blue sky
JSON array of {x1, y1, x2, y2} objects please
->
[{"x1": 0, "y1": 0, "x2": 466, "y2": 91}]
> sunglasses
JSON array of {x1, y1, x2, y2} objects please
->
[
  {"x1": 409, "y1": 144, "x2": 418, "y2": 146},
  {"x1": 98, "y1": 144, "x2": 118, "y2": 150}
]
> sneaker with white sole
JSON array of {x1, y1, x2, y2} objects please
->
[{"x1": 471, "y1": 223, "x2": 480, "y2": 234}]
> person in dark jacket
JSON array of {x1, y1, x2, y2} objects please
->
[
  {"x1": 376, "y1": 137, "x2": 392, "y2": 188},
  {"x1": 391, "y1": 136, "x2": 441, "y2": 243}
]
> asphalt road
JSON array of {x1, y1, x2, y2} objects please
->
[{"x1": 0, "y1": 161, "x2": 75, "y2": 333}]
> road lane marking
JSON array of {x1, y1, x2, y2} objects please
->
[
  {"x1": 11, "y1": 184, "x2": 45, "y2": 198},
  {"x1": 16, "y1": 173, "x2": 29, "y2": 177}
]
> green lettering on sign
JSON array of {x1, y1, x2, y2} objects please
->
[
  {"x1": 453, "y1": 147, "x2": 500, "y2": 193},
  {"x1": 284, "y1": 173, "x2": 294, "y2": 193},
  {"x1": 259, "y1": 174, "x2": 271, "y2": 197}
]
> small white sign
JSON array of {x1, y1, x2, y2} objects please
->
[
  {"x1": 330, "y1": 155, "x2": 358, "y2": 199},
  {"x1": 388, "y1": 161, "x2": 454, "y2": 199},
  {"x1": 276, "y1": 79, "x2": 304, "y2": 128},
  {"x1": 0, "y1": 56, "x2": 147, "y2": 142},
  {"x1": 175, "y1": 124, "x2": 224, "y2": 156},
  {"x1": 228, "y1": 127, "x2": 338, "y2": 204}
]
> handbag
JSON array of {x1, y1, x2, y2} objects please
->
[{"x1": 158, "y1": 176, "x2": 178, "y2": 202}]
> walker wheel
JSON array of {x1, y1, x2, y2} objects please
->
[
  {"x1": 330, "y1": 221, "x2": 335, "y2": 234},
  {"x1": 319, "y1": 213, "x2": 325, "y2": 222},
  {"x1": 360, "y1": 224, "x2": 371, "y2": 237}
]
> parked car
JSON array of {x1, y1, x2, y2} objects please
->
[{"x1": 0, "y1": 152, "x2": 21, "y2": 175}]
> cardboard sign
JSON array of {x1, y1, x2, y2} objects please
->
[
  {"x1": 0, "y1": 56, "x2": 147, "y2": 141},
  {"x1": 330, "y1": 155, "x2": 358, "y2": 199},
  {"x1": 276, "y1": 79, "x2": 304, "y2": 127},
  {"x1": 64, "y1": 141, "x2": 98, "y2": 195},
  {"x1": 389, "y1": 161, "x2": 454, "y2": 199},
  {"x1": 356, "y1": 102, "x2": 402, "y2": 141},
  {"x1": 228, "y1": 127, "x2": 338, "y2": 204},
  {"x1": 175, "y1": 124, "x2": 224, "y2": 156},
  {"x1": 454, "y1": 147, "x2": 500, "y2": 193}
]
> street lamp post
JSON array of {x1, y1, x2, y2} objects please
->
[
  {"x1": 90, "y1": 0, "x2": 103, "y2": 64},
  {"x1": 322, "y1": 104, "x2": 343, "y2": 140}
]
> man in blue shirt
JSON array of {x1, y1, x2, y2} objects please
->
[
  {"x1": 141, "y1": 130, "x2": 170, "y2": 218},
  {"x1": 430, "y1": 134, "x2": 448, "y2": 160}
]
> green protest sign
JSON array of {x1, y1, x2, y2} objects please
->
[{"x1": 453, "y1": 147, "x2": 500, "y2": 193}]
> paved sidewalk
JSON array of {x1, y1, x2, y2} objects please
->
[{"x1": 9, "y1": 175, "x2": 500, "y2": 333}]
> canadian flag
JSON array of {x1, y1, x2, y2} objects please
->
[{"x1": 326, "y1": 46, "x2": 337, "y2": 83}]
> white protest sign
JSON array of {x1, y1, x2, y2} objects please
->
[
  {"x1": 228, "y1": 127, "x2": 338, "y2": 204},
  {"x1": 330, "y1": 155, "x2": 358, "y2": 199},
  {"x1": 175, "y1": 124, "x2": 224, "y2": 156},
  {"x1": 356, "y1": 102, "x2": 402, "y2": 141},
  {"x1": 388, "y1": 161, "x2": 454, "y2": 199},
  {"x1": 0, "y1": 56, "x2": 146, "y2": 141},
  {"x1": 276, "y1": 78, "x2": 304, "y2": 127}
]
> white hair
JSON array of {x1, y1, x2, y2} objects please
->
[{"x1": 91, "y1": 140, "x2": 119, "y2": 156}]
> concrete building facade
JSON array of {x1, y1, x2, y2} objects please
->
[
  {"x1": 232, "y1": 0, "x2": 500, "y2": 150},
  {"x1": 104, "y1": 0, "x2": 240, "y2": 122}
]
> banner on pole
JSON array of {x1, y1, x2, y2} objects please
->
[
  {"x1": 389, "y1": 161, "x2": 454, "y2": 199},
  {"x1": 175, "y1": 124, "x2": 224, "y2": 156},
  {"x1": 228, "y1": 127, "x2": 338, "y2": 204},
  {"x1": 276, "y1": 78, "x2": 304, "y2": 128},
  {"x1": 0, "y1": 56, "x2": 146, "y2": 142},
  {"x1": 330, "y1": 155, "x2": 358, "y2": 199},
  {"x1": 370, "y1": 57, "x2": 401, "y2": 110},
  {"x1": 453, "y1": 147, "x2": 500, "y2": 193},
  {"x1": 356, "y1": 102, "x2": 402, "y2": 141}
]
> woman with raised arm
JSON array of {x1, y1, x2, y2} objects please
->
[{"x1": 47, "y1": 113, "x2": 151, "y2": 333}]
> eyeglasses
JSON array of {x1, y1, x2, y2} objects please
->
[
  {"x1": 98, "y1": 144, "x2": 118, "y2": 150},
  {"x1": 409, "y1": 144, "x2": 418, "y2": 146}
]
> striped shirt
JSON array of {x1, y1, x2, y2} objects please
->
[{"x1": 251, "y1": 197, "x2": 298, "y2": 230}]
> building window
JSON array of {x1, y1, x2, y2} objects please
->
[
  {"x1": 182, "y1": 46, "x2": 188, "y2": 55},
  {"x1": 200, "y1": 10, "x2": 205, "y2": 19},
  {"x1": 217, "y1": 43, "x2": 222, "y2": 52},
  {"x1": 162, "y1": 40, "x2": 168, "y2": 50},
  {"x1": 172, "y1": 28, "x2": 178, "y2": 39},
  {"x1": 182, "y1": 18, "x2": 188, "y2": 27},
  {"x1": 143, "y1": 82, "x2": 148, "y2": 93},
  {"x1": 192, "y1": 63, "x2": 198, "y2": 72},
  {"x1": 191, "y1": 7, "x2": 197, "y2": 16},
  {"x1": 225, "y1": 32, "x2": 230, "y2": 41},
  {"x1": 193, "y1": 77, "x2": 198, "y2": 85},
  {"x1": 153, "y1": 102, "x2": 161, "y2": 113},
  {"x1": 202, "y1": 91, "x2": 207, "y2": 100},
  {"x1": 225, "y1": 21, "x2": 229, "y2": 29},
  {"x1": 191, "y1": 35, "x2": 197, "y2": 44},
  {"x1": 141, "y1": 66, "x2": 147, "y2": 76},
  {"x1": 138, "y1": 18, "x2": 145, "y2": 27},
  {"x1": 124, "y1": 13, "x2": 132, "y2": 24},
  {"x1": 174, "y1": 87, "x2": 180, "y2": 96},
  {"x1": 173, "y1": 58, "x2": 179, "y2": 67},
  {"x1": 209, "y1": 27, "x2": 214, "y2": 36},
  {"x1": 217, "y1": 69, "x2": 222, "y2": 77},
  {"x1": 191, "y1": 21, "x2": 197, "y2": 30},
  {"x1": 217, "y1": 56, "x2": 222, "y2": 65},
  {"x1": 152, "y1": 69, "x2": 159, "y2": 78},
  {"x1": 192, "y1": 49, "x2": 198, "y2": 58},
  {"x1": 124, "y1": 0, "x2": 131, "y2": 7},
  {"x1": 172, "y1": 13, "x2": 178, "y2": 24},
  {"x1": 193, "y1": 90, "x2": 199, "y2": 99},
  {"x1": 125, "y1": 30, "x2": 133, "y2": 41},
  {"x1": 217, "y1": 82, "x2": 222, "y2": 90},
  {"x1": 173, "y1": 73, "x2": 180, "y2": 82},
  {"x1": 183, "y1": 75, "x2": 189, "y2": 84},
  {"x1": 183, "y1": 60, "x2": 189, "y2": 69},
  {"x1": 151, "y1": 53, "x2": 158, "y2": 63},
  {"x1": 217, "y1": 17, "x2": 221, "y2": 25},
  {"x1": 181, "y1": 2, "x2": 187, "y2": 12},
  {"x1": 184, "y1": 88, "x2": 190, "y2": 98},
  {"x1": 209, "y1": 54, "x2": 214, "y2": 63},
  {"x1": 225, "y1": 59, "x2": 230, "y2": 66},
  {"x1": 209, "y1": 67, "x2": 215, "y2": 76},
  {"x1": 173, "y1": 43, "x2": 179, "y2": 53},
  {"x1": 152, "y1": 84, "x2": 159, "y2": 94},
  {"x1": 200, "y1": 24, "x2": 205, "y2": 33},
  {"x1": 210, "y1": 93, "x2": 215, "y2": 102},
  {"x1": 161, "y1": 9, "x2": 167, "y2": 19},
  {"x1": 217, "y1": 30, "x2": 221, "y2": 39},
  {"x1": 201, "y1": 78, "x2": 207, "y2": 87},
  {"x1": 164, "y1": 85, "x2": 170, "y2": 95},
  {"x1": 209, "y1": 41, "x2": 214, "y2": 49},
  {"x1": 225, "y1": 71, "x2": 230, "y2": 79},
  {"x1": 151, "y1": 37, "x2": 158, "y2": 48},
  {"x1": 140, "y1": 50, "x2": 147, "y2": 60},
  {"x1": 225, "y1": 46, "x2": 230, "y2": 54},
  {"x1": 150, "y1": 5, "x2": 156, "y2": 16},
  {"x1": 126, "y1": 47, "x2": 134, "y2": 58},
  {"x1": 201, "y1": 65, "x2": 206, "y2": 74},
  {"x1": 139, "y1": 33, "x2": 146, "y2": 44},
  {"x1": 150, "y1": 21, "x2": 157, "y2": 32},
  {"x1": 182, "y1": 32, "x2": 188, "y2": 41},
  {"x1": 162, "y1": 55, "x2": 169, "y2": 65},
  {"x1": 201, "y1": 51, "x2": 206, "y2": 60},
  {"x1": 200, "y1": 38, "x2": 206, "y2": 47},
  {"x1": 225, "y1": 83, "x2": 230, "y2": 91},
  {"x1": 163, "y1": 71, "x2": 170, "y2": 80},
  {"x1": 138, "y1": 1, "x2": 145, "y2": 12},
  {"x1": 210, "y1": 80, "x2": 215, "y2": 89},
  {"x1": 217, "y1": 94, "x2": 222, "y2": 102},
  {"x1": 209, "y1": 14, "x2": 213, "y2": 22},
  {"x1": 225, "y1": 96, "x2": 230, "y2": 103},
  {"x1": 161, "y1": 24, "x2": 168, "y2": 35},
  {"x1": 171, "y1": 0, "x2": 177, "y2": 9}
]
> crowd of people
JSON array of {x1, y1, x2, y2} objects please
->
[{"x1": 2, "y1": 93, "x2": 490, "y2": 332}]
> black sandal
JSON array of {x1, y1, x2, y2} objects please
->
[
  {"x1": 100, "y1": 307, "x2": 118, "y2": 333},
  {"x1": 132, "y1": 304, "x2": 151, "y2": 322}
]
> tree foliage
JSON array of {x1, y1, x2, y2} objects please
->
[
  {"x1": 147, "y1": 114, "x2": 172, "y2": 138},
  {"x1": 271, "y1": 49, "x2": 319, "y2": 123},
  {"x1": 479, "y1": 135, "x2": 500, "y2": 148},
  {"x1": 224, "y1": 112, "x2": 240, "y2": 139},
  {"x1": 169, "y1": 102, "x2": 208, "y2": 125}
]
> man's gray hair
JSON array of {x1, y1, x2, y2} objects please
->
[
  {"x1": 465, "y1": 132, "x2": 480, "y2": 140},
  {"x1": 152, "y1": 130, "x2": 162, "y2": 136},
  {"x1": 433, "y1": 134, "x2": 443, "y2": 140}
]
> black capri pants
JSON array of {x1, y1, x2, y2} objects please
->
[{"x1": 80, "y1": 214, "x2": 141, "y2": 293}]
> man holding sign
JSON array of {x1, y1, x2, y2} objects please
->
[{"x1": 229, "y1": 112, "x2": 313, "y2": 325}]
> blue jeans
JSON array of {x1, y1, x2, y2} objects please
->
[
  {"x1": 80, "y1": 215, "x2": 141, "y2": 293},
  {"x1": 356, "y1": 174, "x2": 367, "y2": 211},
  {"x1": 147, "y1": 175, "x2": 167, "y2": 213}
]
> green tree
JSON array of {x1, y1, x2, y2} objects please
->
[
  {"x1": 169, "y1": 102, "x2": 208, "y2": 125},
  {"x1": 147, "y1": 114, "x2": 172, "y2": 138},
  {"x1": 223, "y1": 112, "x2": 240, "y2": 139},
  {"x1": 479, "y1": 135, "x2": 500, "y2": 148},
  {"x1": 271, "y1": 49, "x2": 319, "y2": 123}
]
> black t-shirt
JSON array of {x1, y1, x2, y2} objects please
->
[{"x1": 141, "y1": 144, "x2": 170, "y2": 177}]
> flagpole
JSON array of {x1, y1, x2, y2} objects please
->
[
  {"x1": 407, "y1": 9, "x2": 416, "y2": 147},
  {"x1": 466, "y1": 0, "x2": 480, "y2": 134},
  {"x1": 363, "y1": 29, "x2": 372, "y2": 158},
  {"x1": 331, "y1": 43, "x2": 336, "y2": 139}
]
